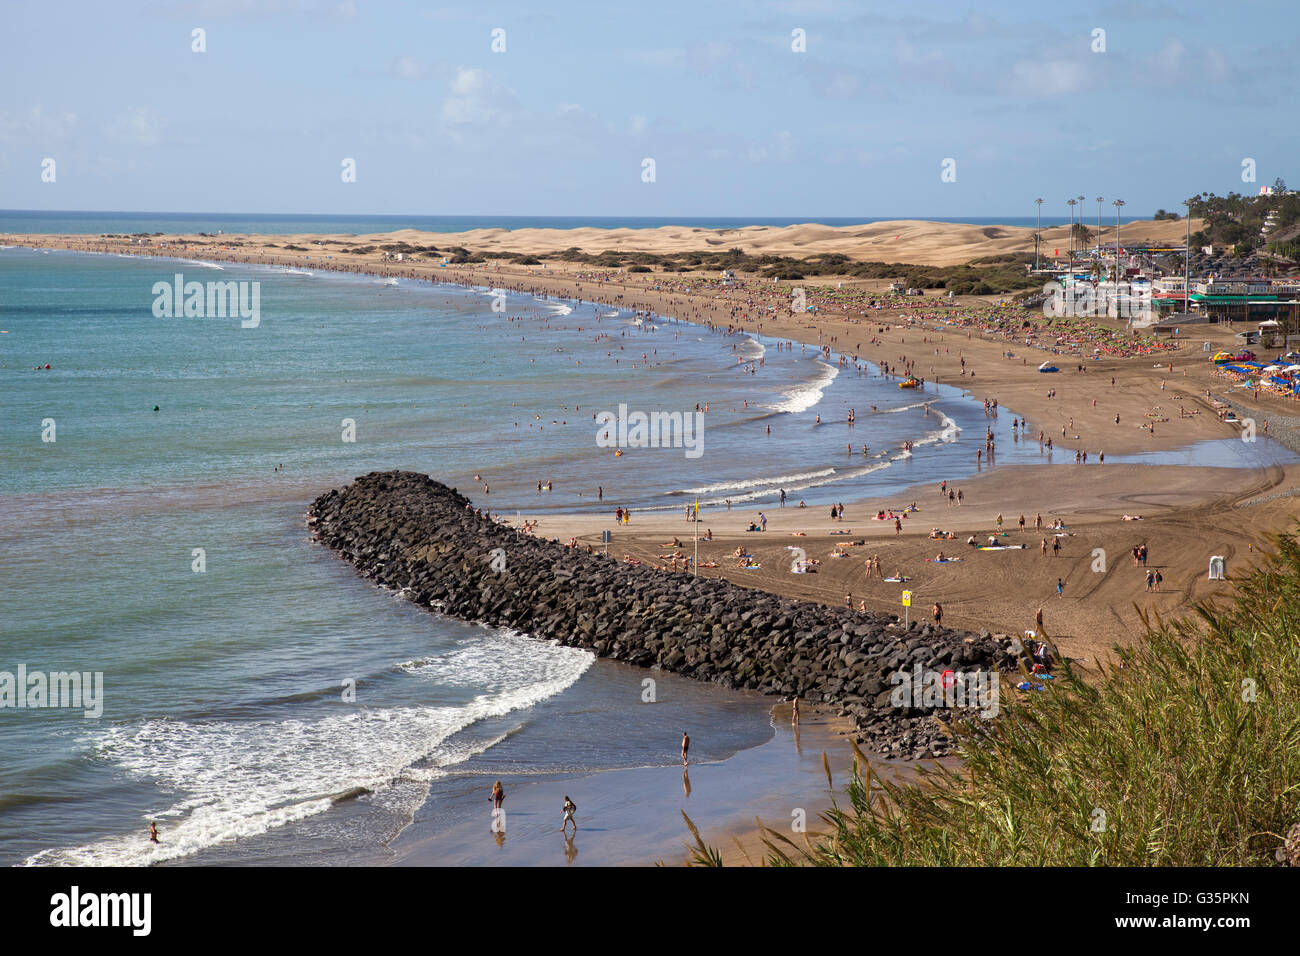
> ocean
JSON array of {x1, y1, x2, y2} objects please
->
[{"x1": 0, "y1": 245, "x2": 1287, "y2": 866}]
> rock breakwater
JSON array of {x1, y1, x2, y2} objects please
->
[{"x1": 308, "y1": 471, "x2": 1014, "y2": 759}]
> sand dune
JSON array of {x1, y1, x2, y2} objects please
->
[{"x1": 309, "y1": 218, "x2": 1201, "y2": 267}]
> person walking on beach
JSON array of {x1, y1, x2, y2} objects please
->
[
  {"x1": 1154, "y1": 570, "x2": 1163, "y2": 591},
  {"x1": 1145, "y1": 570, "x2": 1155, "y2": 591},
  {"x1": 956, "y1": 489, "x2": 963, "y2": 505},
  {"x1": 1035, "y1": 513, "x2": 1042, "y2": 531},
  {"x1": 894, "y1": 516, "x2": 902, "y2": 534},
  {"x1": 791, "y1": 696, "x2": 800, "y2": 724},
  {"x1": 681, "y1": 731, "x2": 690, "y2": 766},
  {"x1": 932, "y1": 601, "x2": 943, "y2": 625},
  {"x1": 491, "y1": 780, "x2": 506, "y2": 811},
  {"x1": 1056, "y1": 577, "x2": 1064, "y2": 597},
  {"x1": 561, "y1": 796, "x2": 578, "y2": 835},
  {"x1": 149, "y1": 821, "x2": 160, "y2": 844},
  {"x1": 1052, "y1": 537, "x2": 1061, "y2": 557},
  {"x1": 1035, "y1": 607, "x2": 1044, "y2": 632}
]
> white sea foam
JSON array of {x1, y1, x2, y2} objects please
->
[
  {"x1": 645, "y1": 462, "x2": 894, "y2": 512},
  {"x1": 535, "y1": 298, "x2": 572, "y2": 316},
  {"x1": 880, "y1": 400, "x2": 930, "y2": 414},
  {"x1": 695, "y1": 462, "x2": 893, "y2": 507},
  {"x1": 682, "y1": 468, "x2": 837, "y2": 495},
  {"x1": 24, "y1": 629, "x2": 593, "y2": 866},
  {"x1": 767, "y1": 360, "x2": 838, "y2": 413}
]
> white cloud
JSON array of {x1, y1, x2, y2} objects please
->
[
  {"x1": 1009, "y1": 59, "x2": 1088, "y2": 96},
  {"x1": 0, "y1": 105, "x2": 78, "y2": 144},
  {"x1": 391, "y1": 56, "x2": 425, "y2": 80},
  {"x1": 440, "y1": 67, "x2": 518, "y2": 132},
  {"x1": 103, "y1": 108, "x2": 167, "y2": 146},
  {"x1": 1152, "y1": 38, "x2": 1186, "y2": 79}
]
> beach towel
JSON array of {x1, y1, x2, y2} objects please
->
[
  {"x1": 926, "y1": 557, "x2": 962, "y2": 563},
  {"x1": 883, "y1": 576, "x2": 911, "y2": 582},
  {"x1": 978, "y1": 545, "x2": 1026, "y2": 551}
]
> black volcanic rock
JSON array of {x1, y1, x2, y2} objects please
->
[{"x1": 307, "y1": 471, "x2": 1008, "y2": 759}]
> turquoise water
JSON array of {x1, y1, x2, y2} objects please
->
[{"x1": 0, "y1": 246, "x2": 1282, "y2": 866}]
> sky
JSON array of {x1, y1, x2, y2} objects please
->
[{"x1": 0, "y1": 0, "x2": 1297, "y2": 218}]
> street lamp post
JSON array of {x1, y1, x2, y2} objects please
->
[
  {"x1": 1183, "y1": 199, "x2": 1192, "y2": 319},
  {"x1": 1035, "y1": 198, "x2": 1044, "y2": 271},
  {"x1": 1095, "y1": 197, "x2": 1103, "y2": 255},
  {"x1": 1113, "y1": 199, "x2": 1126, "y2": 285},
  {"x1": 1067, "y1": 198, "x2": 1077, "y2": 266},
  {"x1": 1077, "y1": 195, "x2": 1086, "y2": 256}
]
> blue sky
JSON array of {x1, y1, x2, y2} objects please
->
[{"x1": 1, "y1": 0, "x2": 1296, "y2": 218}]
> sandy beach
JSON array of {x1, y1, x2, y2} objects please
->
[{"x1": 8, "y1": 224, "x2": 1297, "y2": 866}]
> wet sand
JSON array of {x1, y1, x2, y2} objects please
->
[{"x1": 390, "y1": 703, "x2": 861, "y2": 867}]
